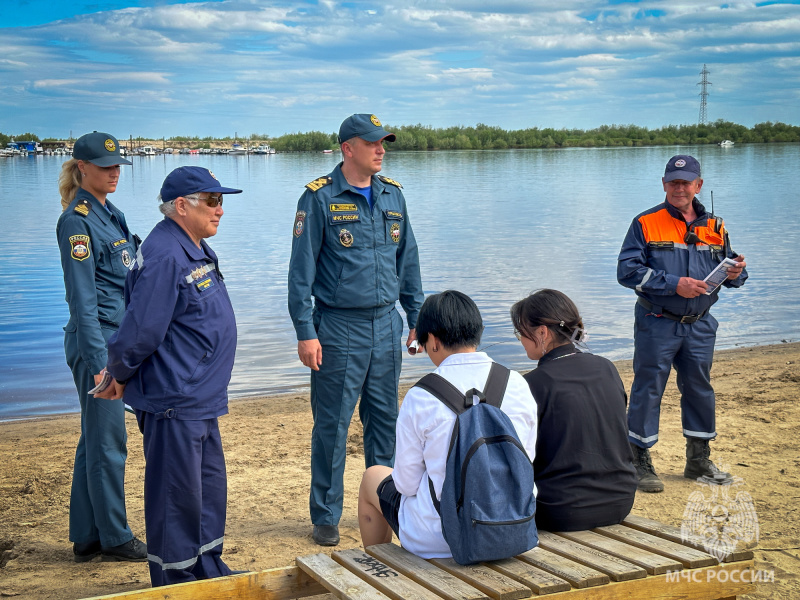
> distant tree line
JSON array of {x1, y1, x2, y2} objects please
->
[{"x1": 3, "y1": 120, "x2": 798, "y2": 152}]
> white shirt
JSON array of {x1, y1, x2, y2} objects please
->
[{"x1": 394, "y1": 352, "x2": 538, "y2": 558}]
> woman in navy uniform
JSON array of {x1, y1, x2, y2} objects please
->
[{"x1": 56, "y1": 131, "x2": 146, "y2": 563}]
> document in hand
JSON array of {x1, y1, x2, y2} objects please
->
[
  {"x1": 88, "y1": 370, "x2": 113, "y2": 395},
  {"x1": 703, "y1": 257, "x2": 739, "y2": 295}
]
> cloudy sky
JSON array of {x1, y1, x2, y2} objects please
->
[{"x1": 1, "y1": 0, "x2": 798, "y2": 139}]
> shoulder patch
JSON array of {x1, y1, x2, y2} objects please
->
[
  {"x1": 305, "y1": 176, "x2": 333, "y2": 192},
  {"x1": 73, "y1": 198, "x2": 91, "y2": 216},
  {"x1": 69, "y1": 234, "x2": 91, "y2": 261},
  {"x1": 378, "y1": 175, "x2": 402, "y2": 188}
]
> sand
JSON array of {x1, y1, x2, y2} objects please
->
[{"x1": 0, "y1": 342, "x2": 798, "y2": 599}]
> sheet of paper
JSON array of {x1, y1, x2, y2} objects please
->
[{"x1": 703, "y1": 257, "x2": 738, "y2": 295}]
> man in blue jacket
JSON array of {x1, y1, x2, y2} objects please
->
[
  {"x1": 288, "y1": 114, "x2": 424, "y2": 546},
  {"x1": 99, "y1": 166, "x2": 242, "y2": 586},
  {"x1": 618, "y1": 155, "x2": 747, "y2": 493}
]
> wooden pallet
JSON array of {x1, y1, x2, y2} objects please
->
[{"x1": 84, "y1": 516, "x2": 755, "y2": 600}]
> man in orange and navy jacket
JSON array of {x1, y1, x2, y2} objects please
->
[{"x1": 617, "y1": 155, "x2": 747, "y2": 494}]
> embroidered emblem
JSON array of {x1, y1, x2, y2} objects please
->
[
  {"x1": 294, "y1": 211, "x2": 306, "y2": 237},
  {"x1": 111, "y1": 238, "x2": 127, "y2": 248},
  {"x1": 104, "y1": 138, "x2": 116, "y2": 152},
  {"x1": 208, "y1": 170, "x2": 217, "y2": 180},
  {"x1": 196, "y1": 277, "x2": 214, "y2": 291},
  {"x1": 121, "y1": 249, "x2": 132, "y2": 268},
  {"x1": 675, "y1": 159, "x2": 687, "y2": 168},
  {"x1": 390, "y1": 222, "x2": 400, "y2": 243},
  {"x1": 339, "y1": 229, "x2": 353, "y2": 248},
  {"x1": 306, "y1": 176, "x2": 332, "y2": 192},
  {"x1": 74, "y1": 199, "x2": 91, "y2": 216},
  {"x1": 384, "y1": 210, "x2": 403, "y2": 220},
  {"x1": 69, "y1": 235, "x2": 91, "y2": 261},
  {"x1": 378, "y1": 175, "x2": 402, "y2": 188},
  {"x1": 329, "y1": 203, "x2": 358, "y2": 212},
  {"x1": 370, "y1": 115, "x2": 381, "y2": 127}
]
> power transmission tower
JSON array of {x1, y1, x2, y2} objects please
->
[{"x1": 697, "y1": 64, "x2": 711, "y2": 125}]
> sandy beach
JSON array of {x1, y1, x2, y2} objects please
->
[{"x1": 1, "y1": 342, "x2": 798, "y2": 599}]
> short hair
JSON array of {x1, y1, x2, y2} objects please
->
[
  {"x1": 510, "y1": 289, "x2": 586, "y2": 344},
  {"x1": 158, "y1": 193, "x2": 199, "y2": 216},
  {"x1": 416, "y1": 290, "x2": 484, "y2": 350}
]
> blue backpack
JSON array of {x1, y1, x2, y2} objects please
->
[{"x1": 414, "y1": 363, "x2": 538, "y2": 565}]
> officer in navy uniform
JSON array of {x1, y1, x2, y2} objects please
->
[
  {"x1": 99, "y1": 167, "x2": 242, "y2": 586},
  {"x1": 618, "y1": 155, "x2": 747, "y2": 493},
  {"x1": 56, "y1": 131, "x2": 147, "y2": 563},
  {"x1": 288, "y1": 114, "x2": 424, "y2": 546}
]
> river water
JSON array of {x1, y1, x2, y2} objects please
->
[{"x1": 1, "y1": 144, "x2": 798, "y2": 421}]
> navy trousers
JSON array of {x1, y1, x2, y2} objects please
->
[
  {"x1": 309, "y1": 304, "x2": 403, "y2": 525},
  {"x1": 628, "y1": 302, "x2": 719, "y2": 448},
  {"x1": 65, "y1": 327, "x2": 133, "y2": 548},
  {"x1": 137, "y1": 411, "x2": 231, "y2": 587}
]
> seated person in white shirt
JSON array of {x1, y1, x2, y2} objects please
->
[{"x1": 357, "y1": 290, "x2": 538, "y2": 557}]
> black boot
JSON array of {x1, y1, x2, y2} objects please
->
[
  {"x1": 684, "y1": 438, "x2": 732, "y2": 484},
  {"x1": 630, "y1": 442, "x2": 664, "y2": 493}
]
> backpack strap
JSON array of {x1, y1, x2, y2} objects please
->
[
  {"x1": 415, "y1": 373, "x2": 471, "y2": 415},
  {"x1": 482, "y1": 362, "x2": 511, "y2": 409}
]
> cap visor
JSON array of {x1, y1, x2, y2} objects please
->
[
  {"x1": 90, "y1": 156, "x2": 133, "y2": 167},
  {"x1": 360, "y1": 129, "x2": 396, "y2": 143},
  {"x1": 664, "y1": 170, "x2": 699, "y2": 182},
  {"x1": 199, "y1": 186, "x2": 243, "y2": 195}
]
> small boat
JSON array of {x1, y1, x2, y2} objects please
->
[
  {"x1": 719, "y1": 140, "x2": 734, "y2": 147},
  {"x1": 228, "y1": 143, "x2": 247, "y2": 155},
  {"x1": 253, "y1": 144, "x2": 276, "y2": 154},
  {"x1": 322, "y1": 149, "x2": 333, "y2": 154},
  {"x1": 179, "y1": 148, "x2": 192, "y2": 155},
  {"x1": 138, "y1": 146, "x2": 156, "y2": 156}
]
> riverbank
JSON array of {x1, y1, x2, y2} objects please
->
[{"x1": 1, "y1": 342, "x2": 798, "y2": 599}]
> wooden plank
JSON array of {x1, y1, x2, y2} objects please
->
[
  {"x1": 519, "y1": 560, "x2": 755, "y2": 599},
  {"x1": 515, "y1": 546, "x2": 609, "y2": 589},
  {"x1": 365, "y1": 543, "x2": 489, "y2": 600},
  {"x1": 84, "y1": 565, "x2": 328, "y2": 600},
  {"x1": 332, "y1": 549, "x2": 442, "y2": 600},
  {"x1": 537, "y1": 531, "x2": 646, "y2": 582},
  {"x1": 296, "y1": 553, "x2": 390, "y2": 600},
  {"x1": 429, "y1": 557, "x2": 533, "y2": 600},
  {"x1": 484, "y1": 557, "x2": 572, "y2": 595},
  {"x1": 593, "y1": 524, "x2": 719, "y2": 569},
  {"x1": 622, "y1": 513, "x2": 755, "y2": 562},
  {"x1": 556, "y1": 530, "x2": 682, "y2": 575}
]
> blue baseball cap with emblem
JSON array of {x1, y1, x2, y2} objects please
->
[
  {"x1": 663, "y1": 155, "x2": 701, "y2": 182},
  {"x1": 159, "y1": 166, "x2": 242, "y2": 202},
  {"x1": 73, "y1": 131, "x2": 132, "y2": 167},
  {"x1": 338, "y1": 114, "x2": 397, "y2": 144}
]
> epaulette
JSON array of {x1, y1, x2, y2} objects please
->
[
  {"x1": 378, "y1": 175, "x2": 402, "y2": 189},
  {"x1": 305, "y1": 176, "x2": 333, "y2": 192},
  {"x1": 73, "y1": 198, "x2": 91, "y2": 217}
]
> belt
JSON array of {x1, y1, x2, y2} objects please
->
[
  {"x1": 314, "y1": 301, "x2": 395, "y2": 320},
  {"x1": 637, "y1": 297, "x2": 708, "y2": 324}
]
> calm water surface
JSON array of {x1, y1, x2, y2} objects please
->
[{"x1": 1, "y1": 144, "x2": 798, "y2": 420}]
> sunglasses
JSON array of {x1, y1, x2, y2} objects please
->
[{"x1": 202, "y1": 194, "x2": 224, "y2": 208}]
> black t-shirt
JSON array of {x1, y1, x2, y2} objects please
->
[{"x1": 524, "y1": 343, "x2": 637, "y2": 531}]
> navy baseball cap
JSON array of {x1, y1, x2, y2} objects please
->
[
  {"x1": 159, "y1": 166, "x2": 242, "y2": 202},
  {"x1": 664, "y1": 155, "x2": 701, "y2": 182},
  {"x1": 73, "y1": 131, "x2": 132, "y2": 167},
  {"x1": 338, "y1": 114, "x2": 396, "y2": 144}
]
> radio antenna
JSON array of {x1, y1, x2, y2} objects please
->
[{"x1": 711, "y1": 190, "x2": 714, "y2": 216}]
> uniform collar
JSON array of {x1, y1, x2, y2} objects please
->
[
  {"x1": 163, "y1": 216, "x2": 217, "y2": 262},
  {"x1": 330, "y1": 163, "x2": 387, "y2": 199},
  {"x1": 76, "y1": 187, "x2": 115, "y2": 226},
  {"x1": 538, "y1": 342, "x2": 579, "y2": 365},
  {"x1": 438, "y1": 351, "x2": 491, "y2": 368}
]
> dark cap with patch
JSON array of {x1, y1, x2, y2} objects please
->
[
  {"x1": 663, "y1": 155, "x2": 701, "y2": 182},
  {"x1": 160, "y1": 166, "x2": 242, "y2": 202},
  {"x1": 338, "y1": 114, "x2": 396, "y2": 144},
  {"x1": 73, "y1": 131, "x2": 132, "y2": 167}
]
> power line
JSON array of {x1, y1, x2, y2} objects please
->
[{"x1": 698, "y1": 64, "x2": 711, "y2": 125}]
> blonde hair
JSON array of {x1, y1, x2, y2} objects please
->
[{"x1": 58, "y1": 159, "x2": 82, "y2": 211}]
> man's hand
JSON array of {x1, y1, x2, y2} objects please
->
[
  {"x1": 676, "y1": 277, "x2": 709, "y2": 298},
  {"x1": 298, "y1": 339, "x2": 323, "y2": 371},
  {"x1": 405, "y1": 328, "x2": 417, "y2": 348},
  {"x1": 726, "y1": 254, "x2": 746, "y2": 280},
  {"x1": 95, "y1": 379, "x2": 126, "y2": 400}
]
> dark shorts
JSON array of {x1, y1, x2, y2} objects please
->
[{"x1": 377, "y1": 475, "x2": 401, "y2": 537}]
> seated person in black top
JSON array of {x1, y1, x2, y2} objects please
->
[{"x1": 510, "y1": 289, "x2": 637, "y2": 532}]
